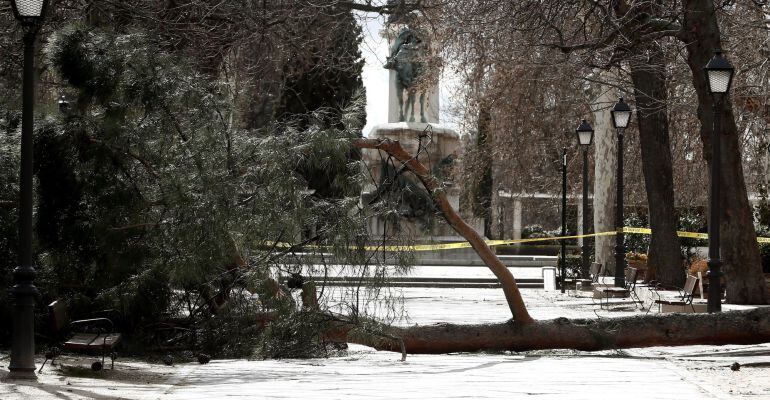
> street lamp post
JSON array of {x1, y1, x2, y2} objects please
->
[
  {"x1": 575, "y1": 120, "x2": 594, "y2": 279},
  {"x1": 704, "y1": 50, "x2": 734, "y2": 313},
  {"x1": 560, "y1": 147, "x2": 567, "y2": 293},
  {"x1": 611, "y1": 97, "x2": 633, "y2": 288},
  {"x1": 8, "y1": 0, "x2": 49, "y2": 380}
]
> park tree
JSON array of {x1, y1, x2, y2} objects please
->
[
  {"x1": 272, "y1": 8, "x2": 366, "y2": 200},
  {"x1": 39, "y1": 25, "x2": 275, "y2": 345},
  {"x1": 585, "y1": 0, "x2": 767, "y2": 302},
  {"x1": 466, "y1": 106, "x2": 494, "y2": 239},
  {"x1": 0, "y1": 0, "x2": 384, "y2": 350},
  {"x1": 438, "y1": 0, "x2": 683, "y2": 286},
  {"x1": 589, "y1": 76, "x2": 619, "y2": 275},
  {"x1": 0, "y1": 113, "x2": 20, "y2": 343},
  {"x1": 432, "y1": 0, "x2": 769, "y2": 300},
  {"x1": 678, "y1": 0, "x2": 767, "y2": 304},
  {"x1": 627, "y1": 42, "x2": 681, "y2": 286},
  {"x1": 0, "y1": 21, "x2": 375, "y2": 355},
  {"x1": 2, "y1": 0, "x2": 770, "y2": 358}
]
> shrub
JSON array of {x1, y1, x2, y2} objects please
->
[
  {"x1": 626, "y1": 252, "x2": 648, "y2": 262},
  {"x1": 760, "y1": 245, "x2": 770, "y2": 274},
  {"x1": 623, "y1": 213, "x2": 650, "y2": 254},
  {"x1": 678, "y1": 209, "x2": 707, "y2": 265},
  {"x1": 563, "y1": 255, "x2": 582, "y2": 278},
  {"x1": 521, "y1": 224, "x2": 546, "y2": 238},
  {"x1": 522, "y1": 224, "x2": 558, "y2": 246}
]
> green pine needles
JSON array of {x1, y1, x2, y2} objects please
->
[{"x1": 24, "y1": 24, "x2": 407, "y2": 358}]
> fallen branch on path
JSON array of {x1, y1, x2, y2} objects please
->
[{"x1": 334, "y1": 307, "x2": 770, "y2": 354}]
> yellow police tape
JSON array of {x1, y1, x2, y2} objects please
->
[
  {"x1": 272, "y1": 227, "x2": 770, "y2": 251},
  {"x1": 619, "y1": 226, "x2": 770, "y2": 243}
]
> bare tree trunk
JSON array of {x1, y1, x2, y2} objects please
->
[
  {"x1": 476, "y1": 107, "x2": 494, "y2": 238},
  {"x1": 681, "y1": 0, "x2": 768, "y2": 304},
  {"x1": 630, "y1": 45, "x2": 683, "y2": 287},
  {"x1": 355, "y1": 138, "x2": 534, "y2": 324},
  {"x1": 338, "y1": 307, "x2": 770, "y2": 353},
  {"x1": 591, "y1": 80, "x2": 618, "y2": 274}
]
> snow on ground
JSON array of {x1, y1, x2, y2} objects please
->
[
  {"x1": 2, "y1": 287, "x2": 769, "y2": 399},
  {"x1": 395, "y1": 286, "x2": 641, "y2": 324}
]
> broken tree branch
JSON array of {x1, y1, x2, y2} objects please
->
[{"x1": 355, "y1": 137, "x2": 534, "y2": 324}]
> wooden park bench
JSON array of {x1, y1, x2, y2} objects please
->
[
  {"x1": 39, "y1": 300, "x2": 122, "y2": 372},
  {"x1": 647, "y1": 275, "x2": 700, "y2": 313},
  {"x1": 598, "y1": 267, "x2": 641, "y2": 309}
]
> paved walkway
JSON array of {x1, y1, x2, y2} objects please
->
[
  {"x1": 161, "y1": 350, "x2": 731, "y2": 399},
  {"x1": 2, "y1": 288, "x2": 769, "y2": 399}
]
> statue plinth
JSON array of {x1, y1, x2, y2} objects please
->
[
  {"x1": 363, "y1": 122, "x2": 461, "y2": 238},
  {"x1": 368, "y1": 122, "x2": 457, "y2": 156}
]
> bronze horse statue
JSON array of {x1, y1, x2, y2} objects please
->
[{"x1": 384, "y1": 27, "x2": 427, "y2": 123}]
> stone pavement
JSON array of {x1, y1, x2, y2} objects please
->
[
  {"x1": 4, "y1": 343, "x2": 769, "y2": 399},
  {"x1": 2, "y1": 288, "x2": 769, "y2": 399}
]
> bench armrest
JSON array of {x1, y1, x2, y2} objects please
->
[
  {"x1": 650, "y1": 281, "x2": 685, "y2": 292},
  {"x1": 650, "y1": 284, "x2": 687, "y2": 302}
]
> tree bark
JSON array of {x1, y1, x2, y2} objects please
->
[
  {"x1": 591, "y1": 79, "x2": 618, "y2": 274},
  {"x1": 629, "y1": 44, "x2": 683, "y2": 287},
  {"x1": 476, "y1": 107, "x2": 494, "y2": 239},
  {"x1": 355, "y1": 138, "x2": 534, "y2": 324},
  {"x1": 680, "y1": 0, "x2": 768, "y2": 304},
  {"x1": 337, "y1": 307, "x2": 770, "y2": 353}
]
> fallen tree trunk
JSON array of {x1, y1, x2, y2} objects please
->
[
  {"x1": 355, "y1": 138, "x2": 533, "y2": 324},
  {"x1": 337, "y1": 308, "x2": 770, "y2": 354},
  {"x1": 350, "y1": 138, "x2": 768, "y2": 356}
]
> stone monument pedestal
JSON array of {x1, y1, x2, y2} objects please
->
[
  {"x1": 363, "y1": 122, "x2": 461, "y2": 239},
  {"x1": 368, "y1": 122, "x2": 458, "y2": 160},
  {"x1": 362, "y1": 14, "x2": 472, "y2": 241}
]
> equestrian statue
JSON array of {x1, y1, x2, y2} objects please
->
[{"x1": 384, "y1": 24, "x2": 427, "y2": 123}]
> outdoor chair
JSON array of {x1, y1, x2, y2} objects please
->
[
  {"x1": 696, "y1": 270, "x2": 727, "y2": 301},
  {"x1": 39, "y1": 300, "x2": 122, "y2": 372},
  {"x1": 697, "y1": 271, "x2": 705, "y2": 299},
  {"x1": 598, "y1": 267, "x2": 641, "y2": 309},
  {"x1": 563, "y1": 262, "x2": 603, "y2": 291},
  {"x1": 647, "y1": 274, "x2": 699, "y2": 314}
]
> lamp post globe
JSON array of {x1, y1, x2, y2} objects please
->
[
  {"x1": 11, "y1": 0, "x2": 49, "y2": 24},
  {"x1": 705, "y1": 50, "x2": 734, "y2": 95},
  {"x1": 611, "y1": 97, "x2": 633, "y2": 287},
  {"x1": 611, "y1": 97, "x2": 632, "y2": 129},
  {"x1": 575, "y1": 119, "x2": 594, "y2": 279},
  {"x1": 8, "y1": 0, "x2": 49, "y2": 380},
  {"x1": 576, "y1": 119, "x2": 594, "y2": 147},
  {"x1": 704, "y1": 50, "x2": 734, "y2": 313}
]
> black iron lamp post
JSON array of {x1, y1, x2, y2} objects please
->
[
  {"x1": 8, "y1": 0, "x2": 49, "y2": 380},
  {"x1": 560, "y1": 147, "x2": 567, "y2": 293},
  {"x1": 611, "y1": 97, "x2": 633, "y2": 287},
  {"x1": 575, "y1": 120, "x2": 594, "y2": 279},
  {"x1": 704, "y1": 50, "x2": 734, "y2": 313}
]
